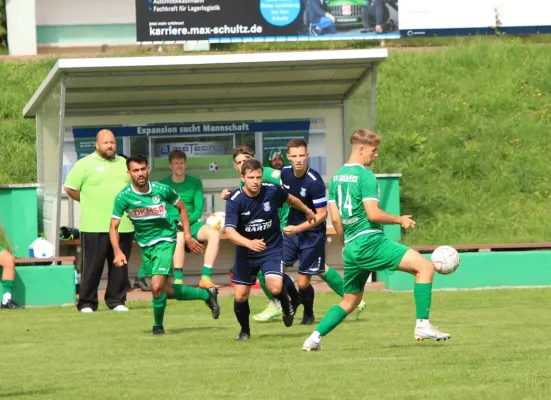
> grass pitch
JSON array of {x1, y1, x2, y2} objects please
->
[{"x1": 2, "y1": 288, "x2": 551, "y2": 399}]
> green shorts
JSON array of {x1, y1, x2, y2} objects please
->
[
  {"x1": 190, "y1": 221, "x2": 206, "y2": 241},
  {"x1": 342, "y1": 233, "x2": 409, "y2": 293},
  {"x1": 141, "y1": 241, "x2": 176, "y2": 277}
]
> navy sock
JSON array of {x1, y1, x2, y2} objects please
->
[
  {"x1": 299, "y1": 284, "x2": 315, "y2": 316},
  {"x1": 283, "y1": 274, "x2": 299, "y2": 307},
  {"x1": 234, "y1": 300, "x2": 250, "y2": 334}
]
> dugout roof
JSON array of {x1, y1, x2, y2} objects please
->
[{"x1": 23, "y1": 49, "x2": 387, "y2": 117}]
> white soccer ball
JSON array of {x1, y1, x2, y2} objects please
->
[
  {"x1": 206, "y1": 211, "x2": 226, "y2": 233},
  {"x1": 209, "y1": 162, "x2": 219, "y2": 172},
  {"x1": 431, "y1": 245, "x2": 460, "y2": 275}
]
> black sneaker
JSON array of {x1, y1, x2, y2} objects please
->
[
  {"x1": 135, "y1": 277, "x2": 151, "y2": 292},
  {"x1": 301, "y1": 313, "x2": 315, "y2": 325},
  {"x1": 291, "y1": 296, "x2": 301, "y2": 316},
  {"x1": 152, "y1": 326, "x2": 165, "y2": 336},
  {"x1": 282, "y1": 300, "x2": 295, "y2": 327},
  {"x1": 205, "y1": 287, "x2": 220, "y2": 319},
  {"x1": 235, "y1": 331, "x2": 250, "y2": 341},
  {"x1": 1, "y1": 300, "x2": 21, "y2": 309}
]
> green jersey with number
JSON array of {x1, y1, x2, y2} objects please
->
[
  {"x1": 328, "y1": 164, "x2": 383, "y2": 243},
  {"x1": 112, "y1": 181, "x2": 180, "y2": 247}
]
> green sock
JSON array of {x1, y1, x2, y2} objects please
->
[
  {"x1": 2, "y1": 279, "x2": 14, "y2": 296},
  {"x1": 414, "y1": 283, "x2": 432, "y2": 319},
  {"x1": 315, "y1": 305, "x2": 348, "y2": 336},
  {"x1": 173, "y1": 284, "x2": 209, "y2": 301},
  {"x1": 257, "y1": 271, "x2": 275, "y2": 301},
  {"x1": 173, "y1": 268, "x2": 184, "y2": 282},
  {"x1": 201, "y1": 265, "x2": 213, "y2": 278},
  {"x1": 321, "y1": 267, "x2": 344, "y2": 297},
  {"x1": 137, "y1": 264, "x2": 148, "y2": 279},
  {"x1": 152, "y1": 292, "x2": 167, "y2": 327}
]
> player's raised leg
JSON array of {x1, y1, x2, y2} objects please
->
[
  {"x1": 253, "y1": 271, "x2": 282, "y2": 322},
  {"x1": 397, "y1": 249, "x2": 451, "y2": 341},
  {"x1": 196, "y1": 223, "x2": 220, "y2": 289},
  {"x1": 0, "y1": 247, "x2": 20, "y2": 309},
  {"x1": 319, "y1": 264, "x2": 366, "y2": 320},
  {"x1": 134, "y1": 262, "x2": 151, "y2": 291}
]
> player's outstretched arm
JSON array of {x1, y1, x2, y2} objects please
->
[
  {"x1": 328, "y1": 202, "x2": 345, "y2": 245},
  {"x1": 363, "y1": 200, "x2": 416, "y2": 230},
  {"x1": 109, "y1": 218, "x2": 127, "y2": 267},
  {"x1": 175, "y1": 200, "x2": 204, "y2": 254},
  {"x1": 286, "y1": 194, "x2": 316, "y2": 223},
  {"x1": 224, "y1": 227, "x2": 266, "y2": 253}
]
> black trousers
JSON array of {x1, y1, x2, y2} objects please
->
[{"x1": 77, "y1": 232, "x2": 133, "y2": 311}]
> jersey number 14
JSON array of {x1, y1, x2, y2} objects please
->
[{"x1": 337, "y1": 185, "x2": 353, "y2": 217}]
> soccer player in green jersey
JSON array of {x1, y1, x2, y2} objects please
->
[
  {"x1": 161, "y1": 150, "x2": 220, "y2": 289},
  {"x1": 302, "y1": 129, "x2": 451, "y2": 351},
  {"x1": 110, "y1": 155, "x2": 220, "y2": 335},
  {"x1": 0, "y1": 232, "x2": 19, "y2": 309},
  {"x1": 221, "y1": 146, "x2": 298, "y2": 322}
]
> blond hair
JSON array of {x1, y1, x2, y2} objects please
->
[{"x1": 350, "y1": 129, "x2": 382, "y2": 146}]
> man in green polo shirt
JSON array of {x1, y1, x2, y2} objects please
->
[
  {"x1": 64, "y1": 129, "x2": 134, "y2": 313},
  {"x1": 160, "y1": 150, "x2": 220, "y2": 289}
]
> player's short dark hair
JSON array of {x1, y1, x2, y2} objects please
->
[
  {"x1": 168, "y1": 150, "x2": 187, "y2": 162},
  {"x1": 126, "y1": 154, "x2": 148, "y2": 170},
  {"x1": 287, "y1": 138, "x2": 308, "y2": 151},
  {"x1": 232, "y1": 145, "x2": 254, "y2": 160},
  {"x1": 240, "y1": 159, "x2": 263, "y2": 176}
]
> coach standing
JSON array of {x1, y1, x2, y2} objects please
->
[{"x1": 64, "y1": 129, "x2": 134, "y2": 313}]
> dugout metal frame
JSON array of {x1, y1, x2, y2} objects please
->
[{"x1": 23, "y1": 49, "x2": 387, "y2": 256}]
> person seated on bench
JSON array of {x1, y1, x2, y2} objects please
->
[{"x1": 0, "y1": 245, "x2": 19, "y2": 309}]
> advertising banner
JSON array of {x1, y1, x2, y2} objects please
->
[
  {"x1": 135, "y1": 0, "x2": 400, "y2": 43},
  {"x1": 399, "y1": 0, "x2": 551, "y2": 37}
]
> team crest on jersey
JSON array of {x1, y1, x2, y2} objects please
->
[
  {"x1": 263, "y1": 202, "x2": 271, "y2": 212},
  {"x1": 300, "y1": 187, "x2": 307, "y2": 197},
  {"x1": 152, "y1": 196, "x2": 160, "y2": 204}
]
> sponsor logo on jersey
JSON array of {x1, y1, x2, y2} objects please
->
[
  {"x1": 244, "y1": 219, "x2": 273, "y2": 233},
  {"x1": 128, "y1": 204, "x2": 166, "y2": 219},
  {"x1": 263, "y1": 202, "x2": 271, "y2": 212}
]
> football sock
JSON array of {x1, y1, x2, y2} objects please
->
[
  {"x1": 283, "y1": 274, "x2": 300, "y2": 306},
  {"x1": 234, "y1": 300, "x2": 250, "y2": 334},
  {"x1": 173, "y1": 284, "x2": 209, "y2": 301},
  {"x1": 299, "y1": 284, "x2": 315, "y2": 316},
  {"x1": 152, "y1": 292, "x2": 167, "y2": 327},
  {"x1": 414, "y1": 283, "x2": 432, "y2": 320},
  {"x1": 137, "y1": 264, "x2": 148, "y2": 279},
  {"x1": 173, "y1": 268, "x2": 184, "y2": 284},
  {"x1": 201, "y1": 265, "x2": 213, "y2": 278},
  {"x1": 2, "y1": 280, "x2": 14, "y2": 304},
  {"x1": 273, "y1": 285, "x2": 291, "y2": 312},
  {"x1": 321, "y1": 267, "x2": 344, "y2": 297},
  {"x1": 315, "y1": 305, "x2": 347, "y2": 336},
  {"x1": 257, "y1": 271, "x2": 275, "y2": 301}
]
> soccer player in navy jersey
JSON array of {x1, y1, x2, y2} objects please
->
[
  {"x1": 281, "y1": 139, "x2": 365, "y2": 324},
  {"x1": 225, "y1": 159, "x2": 316, "y2": 340}
]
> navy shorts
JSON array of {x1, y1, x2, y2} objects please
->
[
  {"x1": 232, "y1": 249, "x2": 283, "y2": 286},
  {"x1": 282, "y1": 232, "x2": 326, "y2": 275}
]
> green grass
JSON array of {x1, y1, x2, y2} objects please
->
[
  {"x1": 2, "y1": 289, "x2": 551, "y2": 399},
  {"x1": 0, "y1": 38, "x2": 550, "y2": 244}
]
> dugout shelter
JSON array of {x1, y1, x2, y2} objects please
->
[{"x1": 22, "y1": 49, "x2": 400, "y2": 280}]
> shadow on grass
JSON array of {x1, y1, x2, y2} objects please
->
[
  {"x1": 0, "y1": 389, "x2": 62, "y2": 398},
  {"x1": 151, "y1": 326, "x2": 230, "y2": 335}
]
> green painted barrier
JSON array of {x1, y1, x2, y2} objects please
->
[
  {"x1": 1, "y1": 265, "x2": 76, "y2": 307},
  {"x1": 0, "y1": 184, "x2": 39, "y2": 257},
  {"x1": 377, "y1": 251, "x2": 551, "y2": 291}
]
